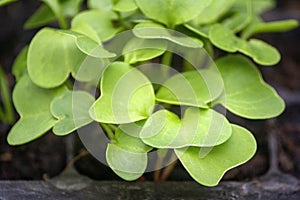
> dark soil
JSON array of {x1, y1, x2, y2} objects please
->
[{"x1": 0, "y1": 0, "x2": 300, "y2": 183}]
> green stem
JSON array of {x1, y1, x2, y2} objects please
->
[
  {"x1": 57, "y1": 16, "x2": 68, "y2": 29},
  {"x1": 100, "y1": 123, "x2": 115, "y2": 141},
  {"x1": 160, "y1": 51, "x2": 173, "y2": 78},
  {"x1": 108, "y1": 124, "x2": 118, "y2": 131},
  {"x1": 161, "y1": 51, "x2": 173, "y2": 67},
  {"x1": 0, "y1": 67, "x2": 14, "y2": 124}
]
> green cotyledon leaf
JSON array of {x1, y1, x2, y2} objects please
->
[
  {"x1": 87, "y1": 0, "x2": 113, "y2": 12},
  {"x1": 71, "y1": 9, "x2": 122, "y2": 42},
  {"x1": 140, "y1": 108, "x2": 232, "y2": 148},
  {"x1": 7, "y1": 75, "x2": 67, "y2": 145},
  {"x1": 123, "y1": 37, "x2": 167, "y2": 64},
  {"x1": 133, "y1": 22, "x2": 203, "y2": 48},
  {"x1": 58, "y1": 29, "x2": 116, "y2": 58},
  {"x1": 215, "y1": 55, "x2": 285, "y2": 119},
  {"x1": 209, "y1": 24, "x2": 280, "y2": 66},
  {"x1": 89, "y1": 62, "x2": 155, "y2": 124},
  {"x1": 175, "y1": 124, "x2": 257, "y2": 187},
  {"x1": 50, "y1": 90, "x2": 95, "y2": 136},
  {"x1": 106, "y1": 144, "x2": 147, "y2": 181},
  {"x1": 113, "y1": 0, "x2": 137, "y2": 12},
  {"x1": 156, "y1": 68, "x2": 223, "y2": 108},
  {"x1": 106, "y1": 127, "x2": 151, "y2": 181},
  {"x1": 27, "y1": 28, "x2": 86, "y2": 88},
  {"x1": 135, "y1": 0, "x2": 211, "y2": 27},
  {"x1": 192, "y1": 0, "x2": 236, "y2": 25},
  {"x1": 231, "y1": 0, "x2": 275, "y2": 15}
]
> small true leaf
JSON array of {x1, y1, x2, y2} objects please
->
[
  {"x1": 156, "y1": 69, "x2": 223, "y2": 108},
  {"x1": 216, "y1": 55, "x2": 285, "y2": 119},
  {"x1": 175, "y1": 124, "x2": 257, "y2": 187},
  {"x1": 50, "y1": 91, "x2": 95, "y2": 136},
  {"x1": 89, "y1": 62, "x2": 155, "y2": 124},
  {"x1": 140, "y1": 108, "x2": 232, "y2": 148},
  {"x1": 135, "y1": 0, "x2": 211, "y2": 27},
  {"x1": 7, "y1": 75, "x2": 66, "y2": 145}
]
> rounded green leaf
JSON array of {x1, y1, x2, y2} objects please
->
[
  {"x1": 184, "y1": 23, "x2": 211, "y2": 38},
  {"x1": 58, "y1": 29, "x2": 116, "y2": 58},
  {"x1": 239, "y1": 39, "x2": 280, "y2": 66},
  {"x1": 216, "y1": 55, "x2": 285, "y2": 119},
  {"x1": 71, "y1": 22, "x2": 101, "y2": 43},
  {"x1": 123, "y1": 37, "x2": 167, "y2": 64},
  {"x1": 7, "y1": 75, "x2": 66, "y2": 145},
  {"x1": 135, "y1": 0, "x2": 211, "y2": 27},
  {"x1": 89, "y1": 62, "x2": 155, "y2": 124},
  {"x1": 118, "y1": 120, "x2": 146, "y2": 138},
  {"x1": 75, "y1": 35, "x2": 116, "y2": 58},
  {"x1": 221, "y1": 13, "x2": 251, "y2": 33},
  {"x1": 71, "y1": 10, "x2": 122, "y2": 42},
  {"x1": 192, "y1": 0, "x2": 236, "y2": 25},
  {"x1": 87, "y1": 0, "x2": 113, "y2": 11},
  {"x1": 113, "y1": 0, "x2": 137, "y2": 12},
  {"x1": 50, "y1": 91, "x2": 95, "y2": 136},
  {"x1": 27, "y1": 28, "x2": 86, "y2": 88},
  {"x1": 209, "y1": 24, "x2": 281, "y2": 65},
  {"x1": 140, "y1": 108, "x2": 232, "y2": 148},
  {"x1": 106, "y1": 143, "x2": 147, "y2": 181},
  {"x1": 209, "y1": 24, "x2": 240, "y2": 52},
  {"x1": 133, "y1": 22, "x2": 203, "y2": 48},
  {"x1": 231, "y1": 0, "x2": 275, "y2": 15},
  {"x1": 156, "y1": 69, "x2": 223, "y2": 108},
  {"x1": 115, "y1": 127, "x2": 152, "y2": 153},
  {"x1": 175, "y1": 124, "x2": 257, "y2": 187}
]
